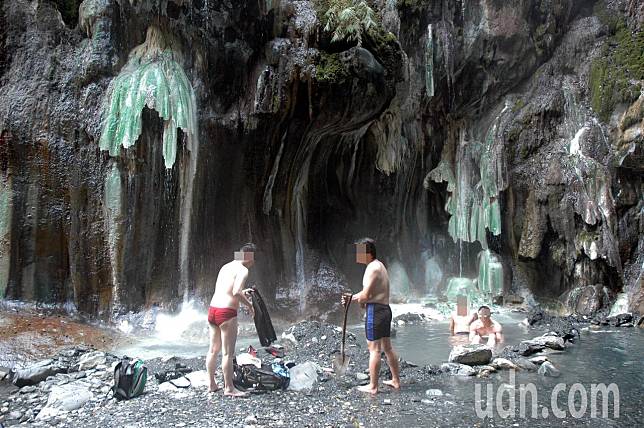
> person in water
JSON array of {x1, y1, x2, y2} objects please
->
[
  {"x1": 449, "y1": 295, "x2": 477, "y2": 336},
  {"x1": 206, "y1": 243, "x2": 256, "y2": 397},
  {"x1": 469, "y1": 305, "x2": 504, "y2": 346},
  {"x1": 341, "y1": 238, "x2": 401, "y2": 394}
]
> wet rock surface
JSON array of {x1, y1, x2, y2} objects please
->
[
  {"x1": 447, "y1": 344, "x2": 492, "y2": 366},
  {"x1": 537, "y1": 361, "x2": 561, "y2": 378},
  {"x1": 392, "y1": 313, "x2": 429, "y2": 325}
]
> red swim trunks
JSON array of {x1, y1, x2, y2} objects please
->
[{"x1": 207, "y1": 307, "x2": 237, "y2": 326}]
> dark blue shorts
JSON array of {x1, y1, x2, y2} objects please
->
[{"x1": 365, "y1": 303, "x2": 392, "y2": 341}]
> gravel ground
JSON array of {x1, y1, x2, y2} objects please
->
[{"x1": 1, "y1": 317, "x2": 638, "y2": 427}]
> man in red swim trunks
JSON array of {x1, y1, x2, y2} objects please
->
[{"x1": 206, "y1": 243, "x2": 256, "y2": 397}]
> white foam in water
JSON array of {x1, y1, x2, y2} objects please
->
[
  {"x1": 154, "y1": 300, "x2": 206, "y2": 342},
  {"x1": 115, "y1": 300, "x2": 257, "y2": 360},
  {"x1": 609, "y1": 293, "x2": 629, "y2": 317},
  {"x1": 118, "y1": 319, "x2": 133, "y2": 334}
]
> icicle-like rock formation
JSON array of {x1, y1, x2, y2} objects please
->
[{"x1": 99, "y1": 25, "x2": 198, "y2": 169}]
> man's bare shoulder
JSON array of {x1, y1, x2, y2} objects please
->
[
  {"x1": 367, "y1": 260, "x2": 387, "y2": 274},
  {"x1": 220, "y1": 261, "x2": 234, "y2": 271},
  {"x1": 492, "y1": 320, "x2": 503, "y2": 331},
  {"x1": 236, "y1": 262, "x2": 249, "y2": 274}
]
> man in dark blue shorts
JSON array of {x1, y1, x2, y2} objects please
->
[{"x1": 341, "y1": 238, "x2": 401, "y2": 394}]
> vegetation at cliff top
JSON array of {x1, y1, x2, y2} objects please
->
[
  {"x1": 315, "y1": 0, "x2": 379, "y2": 46},
  {"x1": 313, "y1": 1, "x2": 399, "y2": 83},
  {"x1": 589, "y1": 13, "x2": 644, "y2": 123}
]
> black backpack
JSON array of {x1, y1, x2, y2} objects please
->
[
  {"x1": 232, "y1": 359, "x2": 289, "y2": 391},
  {"x1": 111, "y1": 357, "x2": 148, "y2": 400}
]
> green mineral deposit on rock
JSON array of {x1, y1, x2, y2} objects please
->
[
  {"x1": 427, "y1": 113, "x2": 506, "y2": 247},
  {"x1": 477, "y1": 250, "x2": 503, "y2": 295},
  {"x1": 99, "y1": 25, "x2": 198, "y2": 169},
  {"x1": 445, "y1": 277, "x2": 479, "y2": 303}
]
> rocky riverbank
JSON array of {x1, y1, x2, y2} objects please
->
[
  {"x1": 0, "y1": 302, "x2": 123, "y2": 369},
  {"x1": 1, "y1": 310, "x2": 641, "y2": 427}
]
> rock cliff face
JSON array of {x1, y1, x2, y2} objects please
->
[{"x1": 0, "y1": 0, "x2": 641, "y2": 318}]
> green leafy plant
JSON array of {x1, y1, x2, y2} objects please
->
[{"x1": 323, "y1": 0, "x2": 378, "y2": 46}]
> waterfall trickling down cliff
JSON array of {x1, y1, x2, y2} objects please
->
[
  {"x1": 98, "y1": 25, "x2": 199, "y2": 305},
  {"x1": 0, "y1": 173, "x2": 12, "y2": 298}
]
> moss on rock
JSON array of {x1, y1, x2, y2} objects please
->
[
  {"x1": 589, "y1": 20, "x2": 644, "y2": 123},
  {"x1": 315, "y1": 52, "x2": 350, "y2": 83}
]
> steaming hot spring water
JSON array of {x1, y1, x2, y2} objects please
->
[
  {"x1": 104, "y1": 299, "x2": 643, "y2": 426},
  {"x1": 1, "y1": 295, "x2": 642, "y2": 426}
]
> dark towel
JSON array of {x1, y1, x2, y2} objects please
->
[{"x1": 251, "y1": 288, "x2": 277, "y2": 346}]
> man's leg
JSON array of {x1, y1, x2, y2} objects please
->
[
  {"x1": 219, "y1": 316, "x2": 248, "y2": 397},
  {"x1": 357, "y1": 339, "x2": 381, "y2": 394},
  {"x1": 206, "y1": 323, "x2": 221, "y2": 392},
  {"x1": 381, "y1": 337, "x2": 400, "y2": 389}
]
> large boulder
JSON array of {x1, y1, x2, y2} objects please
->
[
  {"x1": 393, "y1": 313, "x2": 427, "y2": 325},
  {"x1": 491, "y1": 358, "x2": 518, "y2": 370},
  {"x1": 36, "y1": 382, "x2": 93, "y2": 419},
  {"x1": 287, "y1": 362, "x2": 320, "y2": 393},
  {"x1": 512, "y1": 342, "x2": 545, "y2": 356},
  {"x1": 538, "y1": 361, "x2": 561, "y2": 378},
  {"x1": 78, "y1": 351, "x2": 106, "y2": 371},
  {"x1": 567, "y1": 285, "x2": 608, "y2": 316},
  {"x1": 511, "y1": 357, "x2": 539, "y2": 371},
  {"x1": 12, "y1": 360, "x2": 67, "y2": 387},
  {"x1": 440, "y1": 363, "x2": 476, "y2": 376},
  {"x1": 529, "y1": 356, "x2": 549, "y2": 365},
  {"x1": 448, "y1": 344, "x2": 492, "y2": 366},
  {"x1": 522, "y1": 335, "x2": 565, "y2": 350}
]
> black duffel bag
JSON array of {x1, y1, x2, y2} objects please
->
[{"x1": 232, "y1": 359, "x2": 289, "y2": 391}]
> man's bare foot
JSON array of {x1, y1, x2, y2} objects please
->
[
  {"x1": 208, "y1": 385, "x2": 220, "y2": 393},
  {"x1": 224, "y1": 389, "x2": 250, "y2": 398},
  {"x1": 357, "y1": 384, "x2": 378, "y2": 394},
  {"x1": 383, "y1": 379, "x2": 400, "y2": 389}
]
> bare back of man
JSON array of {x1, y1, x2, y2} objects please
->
[
  {"x1": 450, "y1": 295, "x2": 477, "y2": 335},
  {"x1": 210, "y1": 261, "x2": 247, "y2": 309},
  {"x1": 344, "y1": 239, "x2": 400, "y2": 395},
  {"x1": 206, "y1": 246, "x2": 255, "y2": 398},
  {"x1": 451, "y1": 313, "x2": 477, "y2": 334}
]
